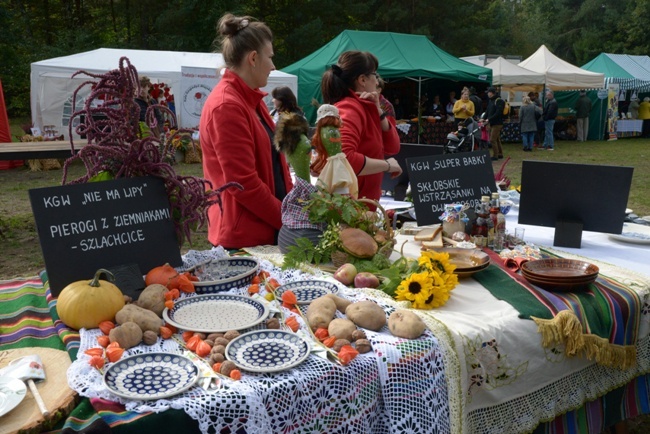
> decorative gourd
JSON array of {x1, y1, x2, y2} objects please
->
[
  {"x1": 56, "y1": 269, "x2": 125, "y2": 330},
  {"x1": 145, "y1": 263, "x2": 178, "y2": 287}
]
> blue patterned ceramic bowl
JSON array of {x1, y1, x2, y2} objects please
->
[
  {"x1": 193, "y1": 257, "x2": 259, "y2": 293},
  {"x1": 274, "y1": 280, "x2": 339, "y2": 305},
  {"x1": 500, "y1": 200, "x2": 514, "y2": 215}
]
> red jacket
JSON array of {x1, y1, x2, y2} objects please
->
[
  {"x1": 336, "y1": 91, "x2": 400, "y2": 202},
  {"x1": 199, "y1": 70, "x2": 293, "y2": 248}
]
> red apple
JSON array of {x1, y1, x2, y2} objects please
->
[
  {"x1": 334, "y1": 263, "x2": 357, "y2": 286},
  {"x1": 354, "y1": 272, "x2": 380, "y2": 289}
]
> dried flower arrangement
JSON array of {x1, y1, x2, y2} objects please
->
[{"x1": 61, "y1": 57, "x2": 241, "y2": 245}]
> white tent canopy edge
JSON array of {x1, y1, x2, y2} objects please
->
[{"x1": 30, "y1": 48, "x2": 297, "y2": 137}]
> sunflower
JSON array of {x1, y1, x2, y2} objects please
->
[
  {"x1": 395, "y1": 271, "x2": 433, "y2": 306},
  {"x1": 420, "y1": 282, "x2": 452, "y2": 309},
  {"x1": 419, "y1": 251, "x2": 456, "y2": 275}
]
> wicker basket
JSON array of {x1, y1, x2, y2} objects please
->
[
  {"x1": 184, "y1": 143, "x2": 202, "y2": 164},
  {"x1": 331, "y1": 198, "x2": 395, "y2": 268}
]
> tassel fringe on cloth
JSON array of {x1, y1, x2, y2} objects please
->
[{"x1": 532, "y1": 309, "x2": 637, "y2": 369}]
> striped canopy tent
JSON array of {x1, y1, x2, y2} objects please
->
[{"x1": 582, "y1": 53, "x2": 650, "y2": 91}]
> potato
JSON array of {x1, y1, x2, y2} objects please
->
[
  {"x1": 345, "y1": 300, "x2": 386, "y2": 331},
  {"x1": 109, "y1": 321, "x2": 143, "y2": 349},
  {"x1": 135, "y1": 284, "x2": 168, "y2": 317},
  {"x1": 306, "y1": 296, "x2": 337, "y2": 330},
  {"x1": 333, "y1": 339, "x2": 351, "y2": 352},
  {"x1": 324, "y1": 293, "x2": 352, "y2": 313},
  {"x1": 328, "y1": 318, "x2": 357, "y2": 341},
  {"x1": 142, "y1": 330, "x2": 158, "y2": 346},
  {"x1": 355, "y1": 339, "x2": 372, "y2": 353},
  {"x1": 387, "y1": 310, "x2": 427, "y2": 339},
  {"x1": 115, "y1": 304, "x2": 164, "y2": 335}
]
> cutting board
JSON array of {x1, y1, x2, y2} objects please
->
[{"x1": 0, "y1": 347, "x2": 77, "y2": 434}]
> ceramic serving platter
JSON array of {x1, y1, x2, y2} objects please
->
[
  {"x1": 609, "y1": 223, "x2": 650, "y2": 245},
  {"x1": 163, "y1": 294, "x2": 269, "y2": 333},
  {"x1": 521, "y1": 259, "x2": 599, "y2": 279},
  {"x1": 225, "y1": 330, "x2": 310, "y2": 373},
  {"x1": 0, "y1": 376, "x2": 27, "y2": 417},
  {"x1": 103, "y1": 353, "x2": 199, "y2": 400},
  {"x1": 274, "y1": 280, "x2": 339, "y2": 305}
]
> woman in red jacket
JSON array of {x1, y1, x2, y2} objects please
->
[
  {"x1": 200, "y1": 13, "x2": 292, "y2": 248},
  {"x1": 320, "y1": 51, "x2": 402, "y2": 203}
]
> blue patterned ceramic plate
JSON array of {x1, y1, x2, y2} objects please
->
[
  {"x1": 193, "y1": 257, "x2": 260, "y2": 293},
  {"x1": 274, "y1": 280, "x2": 339, "y2": 305},
  {"x1": 103, "y1": 353, "x2": 199, "y2": 400},
  {"x1": 225, "y1": 330, "x2": 310, "y2": 373},
  {"x1": 163, "y1": 294, "x2": 269, "y2": 333},
  {"x1": 609, "y1": 223, "x2": 650, "y2": 245}
]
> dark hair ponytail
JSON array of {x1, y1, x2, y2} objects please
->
[{"x1": 321, "y1": 51, "x2": 379, "y2": 105}]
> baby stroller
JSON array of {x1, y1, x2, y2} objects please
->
[{"x1": 443, "y1": 117, "x2": 482, "y2": 154}]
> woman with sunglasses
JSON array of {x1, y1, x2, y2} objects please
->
[{"x1": 320, "y1": 51, "x2": 402, "y2": 204}]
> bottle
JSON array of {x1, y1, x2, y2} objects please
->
[
  {"x1": 487, "y1": 193, "x2": 500, "y2": 248},
  {"x1": 471, "y1": 196, "x2": 491, "y2": 245}
]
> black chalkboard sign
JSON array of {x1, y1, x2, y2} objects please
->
[
  {"x1": 405, "y1": 150, "x2": 496, "y2": 226},
  {"x1": 29, "y1": 176, "x2": 182, "y2": 296}
]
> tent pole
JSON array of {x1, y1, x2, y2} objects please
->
[{"x1": 418, "y1": 78, "x2": 422, "y2": 144}]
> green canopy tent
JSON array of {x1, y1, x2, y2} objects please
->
[
  {"x1": 282, "y1": 30, "x2": 492, "y2": 126},
  {"x1": 580, "y1": 53, "x2": 650, "y2": 140}
]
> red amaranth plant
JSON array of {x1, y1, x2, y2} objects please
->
[
  {"x1": 61, "y1": 57, "x2": 242, "y2": 245},
  {"x1": 494, "y1": 156, "x2": 511, "y2": 189}
]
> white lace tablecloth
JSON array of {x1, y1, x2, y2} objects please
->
[{"x1": 67, "y1": 249, "x2": 451, "y2": 434}]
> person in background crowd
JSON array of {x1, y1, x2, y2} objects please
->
[
  {"x1": 529, "y1": 91, "x2": 543, "y2": 146},
  {"x1": 485, "y1": 86, "x2": 505, "y2": 160},
  {"x1": 376, "y1": 74, "x2": 395, "y2": 119},
  {"x1": 320, "y1": 50, "x2": 402, "y2": 203},
  {"x1": 431, "y1": 94, "x2": 445, "y2": 119},
  {"x1": 393, "y1": 96, "x2": 405, "y2": 120},
  {"x1": 452, "y1": 90, "x2": 475, "y2": 126},
  {"x1": 574, "y1": 90, "x2": 592, "y2": 142},
  {"x1": 200, "y1": 13, "x2": 292, "y2": 249},
  {"x1": 629, "y1": 96, "x2": 640, "y2": 119},
  {"x1": 542, "y1": 89, "x2": 558, "y2": 150},
  {"x1": 469, "y1": 87, "x2": 483, "y2": 119},
  {"x1": 639, "y1": 97, "x2": 650, "y2": 138},
  {"x1": 445, "y1": 90, "x2": 457, "y2": 122},
  {"x1": 134, "y1": 75, "x2": 162, "y2": 138},
  {"x1": 519, "y1": 96, "x2": 542, "y2": 152},
  {"x1": 269, "y1": 86, "x2": 303, "y2": 124}
]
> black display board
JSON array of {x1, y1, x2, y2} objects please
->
[
  {"x1": 519, "y1": 161, "x2": 633, "y2": 248},
  {"x1": 29, "y1": 176, "x2": 182, "y2": 296},
  {"x1": 405, "y1": 150, "x2": 496, "y2": 226}
]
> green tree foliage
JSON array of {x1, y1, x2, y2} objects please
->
[{"x1": 2, "y1": 0, "x2": 649, "y2": 118}]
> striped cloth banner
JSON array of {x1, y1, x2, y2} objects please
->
[{"x1": 474, "y1": 249, "x2": 641, "y2": 369}]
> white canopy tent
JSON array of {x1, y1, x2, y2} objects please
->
[
  {"x1": 30, "y1": 48, "x2": 297, "y2": 137},
  {"x1": 485, "y1": 56, "x2": 545, "y2": 92},
  {"x1": 518, "y1": 45, "x2": 605, "y2": 91}
]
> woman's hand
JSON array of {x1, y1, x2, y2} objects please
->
[
  {"x1": 386, "y1": 157, "x2": 403, "y2": 179},
  {"x1": 356, "y1": 91, "x2": 380, "y2": 106}
]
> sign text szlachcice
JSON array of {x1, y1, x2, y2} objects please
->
[{"x1": 29, "y1": 176, "x2": 182, "y2": 296}]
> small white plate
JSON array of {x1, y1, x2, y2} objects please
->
[
  {"x1": 103, "y1": 353, "x2": 199, "y2": 400},
  {"x1": 274, "y1": 280, "x2": 339, "y2": 305},
  {"x1": 609, "y1": 223, "x2": 650, "y2": 245},
  {"x1": 163, "y1": 294, "x2": 269, "y2": 333},
  {"x1": 0, "y1": 377, "x2": 27, "y2": 417},
  {"x1": 225, "y1": 330, "x2": 310, "y2": 373}
]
